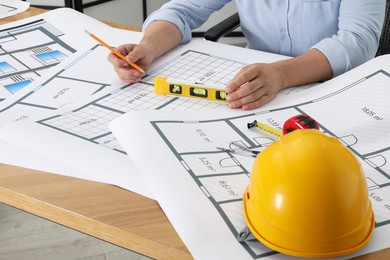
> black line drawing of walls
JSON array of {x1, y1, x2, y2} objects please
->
[{"x1": 0, "y1": 19, "x2": 75, "y2": 100}]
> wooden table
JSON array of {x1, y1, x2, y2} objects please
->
[{"x1": 0, "y1": 6, "x2": 389, "y2": 260}]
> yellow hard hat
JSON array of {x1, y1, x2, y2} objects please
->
[{"x1": 243, "y1": 129, "x2": 374, "y2": 258}]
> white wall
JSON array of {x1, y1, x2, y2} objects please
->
[
  {"x1": 27, "y1": 0, "x2": 68, "y2": 6},
  {"x1": 82, "y1": 0, "x2": 239, "y2": 32},
  {"x1": 83, "y1": 0, "x2": 144, "y2": 27},
  {"x1": 146, "y1": 0, "x2": 238, "y2": 33},
  {"x1": 27, "y1": 0, "x2": 246, "y2": 45}
]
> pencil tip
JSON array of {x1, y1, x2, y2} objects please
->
[{"x1": 84, "y1": 30, "x2": 90, "y2": 35}]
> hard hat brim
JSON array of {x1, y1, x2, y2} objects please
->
[{"x1": 243, "y1": 187, "x2": 375, "y2": 258}]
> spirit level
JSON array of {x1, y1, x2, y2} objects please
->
[{"x1": 154, "y1": 77, "x2": 227, "y2": 102}]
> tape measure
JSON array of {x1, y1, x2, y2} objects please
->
[
  {"x1": 248, "y1": 115, "x2": 319, "y2": 138},
  {"x1": 247, "y1": 120, "x2": 283, "y2": 137},
  {"x1": 154, "y1": 77, "x2": 227, "y2": 102}
]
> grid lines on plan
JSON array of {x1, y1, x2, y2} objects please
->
[
  {"x1": 96, "y1": 82, "x2": 170, "y2": 111},
  {"x1": 144, "y1": 51, "x2": 244, "y2": 85},
  {"x1": 39, "y1": 50, "x2": 244, "y2": 152},
  {"x1": 44, "y1": 105, "x2": 120, "y2": 139}
]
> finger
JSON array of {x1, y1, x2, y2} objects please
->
[
  {"x1": 107, "y1": 52, "x2": 130, "y2": 68},
  {"x1": 125, "y1": 45, "x2": 147, "y2": 64},
  {"x1": 226, "y1": 66, "x2": 258, "y2": 93},
  {"x1": 234, "y1": 67, "x2": 259, "y2": 86},
  {"x1": 241, "y1": 94, "x2": 273, "y2": 110},
  {"x1": 110, "y1": 45, "x2": 145, "y2": 70},
  {"x1": 118, "y1": 44, "x2": 136, "y2": 55},
  {"x1": 125, "y1": 50, "x2": 141, "y2": 63},
  {"x1": 226, "y1": 80, "x2": 260, "y2": 103},
  {"x1": 228, "y1": 90, "x2": 271, "y2": 110},
  {"x1": 114, "y1": 67, "x2": 143, "y2": 82},
  {"x1": 228, "y1": 84, "x2": 265, "y2": 109}
]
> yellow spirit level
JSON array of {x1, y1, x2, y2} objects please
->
[{"x1": 154, "y1": 77, "x2": 227, "y2": 102}]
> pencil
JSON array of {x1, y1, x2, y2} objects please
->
[{"x1": 85, "y1": 30, "x2": 145, "y2": 74}]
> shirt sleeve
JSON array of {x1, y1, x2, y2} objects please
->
[
  {"x1": 312, "y1": 0, "x2": 386, "y2": 77},
  {"x1": 142, "y1": 0, "x2": 231, "y2": 44}
]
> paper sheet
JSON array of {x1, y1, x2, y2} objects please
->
[
  {"x1": 0, "y1": 0, "x2": 29, "y2": 19},
  {"x1": 0, "y1": 7, "x2": 112, "y2": 103},
  {"x1": 0, "y1": 37, "x2": 308, "y2": 199},
  {"x1": 0, "y1": 139, "x2": 103, "y2": 182},
  {"x1": 109, "y1": 55, "x2": 390, "y2": 259},
  {"x1": 0, "y1": 8, "x2": 145, "y2": 189}
]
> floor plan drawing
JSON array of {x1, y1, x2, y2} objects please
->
[
  {"x1": 25, "y1": 47, "x2": 312, "y2": 155},
  {"x1": 35, "y1": 50, "x2": 244, "y2": 153},
  {"x1": 0, "y1": 44, "x2": 126, "y2": 126},
  {"x1": 0, "y1": 7, "x2": 118, "y2": 105},
  {"x1": 0, "y1": 0, "x2": 30, "y2": 19},
  {"x1": 0, "y1": 38, "x2": 303, "y2": 199},
  {"x1": 0, "y1": 19, "x2": 75, "y2": 101},
  {"x1": 2, "y1": 6, "x2": 390, "y2": 259},
  {"x1": 147, "y1": 72, "x2": 390, "y2": 258},
  {"x1": 109, "y1": 55, "x2": 390, "y2": 259},
  {"x1": 0, "y1": 3, "x2": 16, "y2": 15}
]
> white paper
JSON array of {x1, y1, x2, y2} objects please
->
[
  {"x1": 0, "y1": 0, "x2": 29, "y2": 18},
  {"x1": 0, "y1": 37, "x2": 307, "y2": 199},
  {"x1": 0, "y1": 7, "x2": 112, "y2": 102},
  {"x1": 109, "y1": 54, "x2": 390, "y2": 259},
  {"x1": 0, "y1": 8, "x2": 147, "y2": 192},
  {"x1": 0, "y1": 27, "x2": 143, "y2": 127},
  {"x1": 0, "y1": 139, "x2": 102, "y2": 182}
]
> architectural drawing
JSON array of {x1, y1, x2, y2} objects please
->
[
  {"x1": 0, "y1": 0, "x2": 30, "y2": 19},
  {"x1": 0, "y1": 43, "x2": 310, "y2": 150},
  {"x1": 0, "y1": 19, "x2": 75, "y2": 101},
  {"x1": 0, "y1": 7, "x2": 119, "y2": 106},
  {"x1": 0, "y1": 44, "x2": 123, "y2": 125},
  {"x1": 1, "y1": 18, "x2": 389, "y2": 256},
  {"x1": 0, "y1": 2, "x2": 17, "y2": 14},
  {"x1": 108, "y1": 58, "x2": 390, "y2": 259},
  {"x1": 146, "y1": 69, "x2": 390, "y2": 257},
  {"x1": 34, "y1": 50, "x2": 243, "y2": 153},
  {"x1": 0, "y1": 39, "x2": 306, "y2": 199}
]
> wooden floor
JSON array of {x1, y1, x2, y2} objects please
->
[{"x1": 0, "y1": 203, "x2": 152, "y2": 260}]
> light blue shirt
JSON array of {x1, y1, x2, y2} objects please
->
[{"x1": 143, "y1": 0, "x2": 385, "y2": 77}]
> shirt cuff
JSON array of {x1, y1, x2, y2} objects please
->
[
  {"x1": 312, "y1": 38, "x2": 352, "y2": 77},
  {"x1": 142, "y1": 10, "x2": 192, "y2": 44}
]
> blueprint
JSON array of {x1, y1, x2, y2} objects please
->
[
  {"x1": 2, "y1": 7, "x2": 389, "y2": 258},
  {"x1": 109, "y1": 55, "x2": 390, "y2": 259},
  {"x1": 0, "y1": 38, "x2": 313, "y2": 199},
  {"x1": 0, "y1": 0, "x2": 29, "y2": 19},
  {"x1": 0, "y1": 7, "x2": 137, "y2": 184},
  {"x1": 0, "y1": 7, "x2": 112, "y2": 102},
  {"x1": 0, "y1": 19, "x2": 74, "y2": 101}
]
